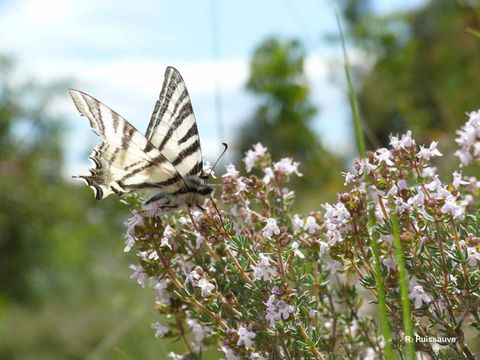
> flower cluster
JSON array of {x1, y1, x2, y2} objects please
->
[
  {"x1": 455, "y1": 110, "x2": 480, "y2": 166},
  {"x1": 122, "y1": 114, "x2": 480, "y2": 359}
]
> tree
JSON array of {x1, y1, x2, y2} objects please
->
[
  {"x1": 238, "y1": 37, "x2": 342, "y2": 194},
  {"x1": 338, "y1": 0, "x2": 480, "y2": 152}
]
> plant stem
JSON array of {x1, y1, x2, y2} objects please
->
[{"x1": 391, "y1": 212, "x2": 415, "y2": 359}]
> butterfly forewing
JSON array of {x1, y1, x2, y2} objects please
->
[
  {"x1": 69, "y1": 90, "x2": 184, "y2": 199},
  {"x1": 145, "y1": 67, "x2": 204, "y2": 178}
]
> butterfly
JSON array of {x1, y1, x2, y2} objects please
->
[{"x1": 69, "y1": 66, "x2": 215, "y2": 211}]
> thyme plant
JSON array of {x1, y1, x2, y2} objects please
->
[{"x1": 124, "y1": 112, "x2": 480, "y2": 359}]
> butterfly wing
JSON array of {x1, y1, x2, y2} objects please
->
[
  {"x1": 69, "y1": 89, "x2": 185, "y2": 199},
  {"x1": 145, "y1": 67, "x2": 204, "y2": 178}
]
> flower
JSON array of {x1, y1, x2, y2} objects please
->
[
  {"x1": 318, "y1": 240, "x2": 329, "y2": 257},
  {"x1": 452, "y1": 171, "x2": 468, "y2": 190},
  {"x1": 244, "y1": 143, "x2": 267, "y2": 172},
  {"x1": 203, "y1": 160, "x2": 216, "y2": 178},
  {"x1": 197, "y1": 278, "x2": 215, "y2": 297},
  {"x1": 303, "y1": 216, "x2": 320, "y2": 235},
  {"x1": 221, "y1": 346, "x2": 240, "y2": 360},
  {"x1": 409, "y1": 285, "x2": 432, "y2": 308},
  {"x1": 291, "y1": 241, "x2": 305, "y2": 259},
  {"x1": 390, "y1": 130, "x2": 414, "y2": 150},
  {"x1": 418, "y1": 141, "x2": 442, "y2": 160},
  {"x1": 250, "y1": 353, "x2": 268, "y2": 360},
  {"x1": 342, "y1": 171, "x2": 356, "y2": 185},
  {"x1": 129, "y1": 264, "x2": 148, "y2": 287},
  {"x1": 222, "y1": 163, "x2": 240, "y2": 179},
  {"x1": 455, "y1": 110, "x2": 480, "y2": 166},
  {"x1": 160, "y1": 225, "x2": 174, "y2": 250},
  {"x1": 467, "y1": 247, "x2": 480, "y2": 266},
  {"x1": 251, "y1": 254, "x2": 277, "y2": 281},
  {"x1": 327, "y1": 260, "x2": 343, "y2": 274},
  {"x1": 124, "y1": 210, "x2": 144, "y2": 252},
  {"x1": 263, "y1": 166, "x2": 274, "y2": 184},
  {"x1": 375, "y1": 148, "x2": 394, "y2": 166},
  {"x1": 262, "y1": 218, "x2": 280, "y2": 238},
  {"x1": 187, "y1": 318, "x2": 209, "y2": 343},
  {"x1": 273, "y1": 158, "x2": 302, "y2": 176},
  {"x1": 236, "y1": 325, "x2": 256, "y2": 348},
  {"x1": 440, "y1": 196, "x2": 465, "y2": 219},
  {"x1": 265, "y1": 294, "x2": 295, "y2": 327},
  {"x1": 292, "y1": 214, "x2": 304, "y2": 233},
  {"x1": 154, "y1": 279, "x2": 171, "y2": 305},
  {"x1": 382, "y1": 257, "x2": 396, "y2": 272},
  {"x1": 152, "y1": 322, "x2": 169, "y2": 338}
]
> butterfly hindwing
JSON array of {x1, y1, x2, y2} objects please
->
[
  {"x1": 145, "y1": 67, "x2": 204, "y2": 178},
  {"x1": 69, "y1": 89, "x2": 184, "y2": 199}
]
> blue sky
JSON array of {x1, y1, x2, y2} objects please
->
[{"x1": 0, "y1": 0, "x2": 425, "y2": 176}]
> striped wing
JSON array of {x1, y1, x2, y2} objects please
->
[
  {"x1": 145, "y1": 67, "x2": 204, "y2": 178},
  {"x1": 69, "y1": 89, "x2": 184, "y2": 199}
]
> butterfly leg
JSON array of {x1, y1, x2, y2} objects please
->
[{"x1": 209, "y1": 196, "x2": 227, "y2": 234}]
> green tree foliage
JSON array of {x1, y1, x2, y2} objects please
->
[
  {"x1": 238, "y1": 37, "x2": 342, "y2": 195},
  {"x1": 338, "y1": 0, "x2": 480, "y2": 150}
]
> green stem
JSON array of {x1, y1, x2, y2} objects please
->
[
  {"x1": 368, "y1": 206, "x2": 394, "y2": 360},
  {"x1": 391, "y1": 212, "x2": 415, "y2": 359},
  {"x1": 336, "y1": 11, "x2": 366, "y2": 156}
]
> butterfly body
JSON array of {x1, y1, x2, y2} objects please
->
[
  {"x1": 70, "y1": 67, "x2": 213, "y2": 212},
  {"x1": 145, "y1": 174, "x2": 214, "y2": 210}
]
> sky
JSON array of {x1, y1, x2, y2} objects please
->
[{"x1": 0, "y1": 0, "x2": 426, "y2": 177}]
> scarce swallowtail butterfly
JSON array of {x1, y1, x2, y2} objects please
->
[{"x1": 70, "y1": 66, "x2": 215, "y2": 211}]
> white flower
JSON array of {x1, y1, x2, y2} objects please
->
[
  {"x1": 250, "y1": 353, "x2": 268, "y2": 360},
  {"x1": 292, "y1": 214, "x2": 304, "y2": 233},
  {"x1": 236, "y1": 326, "x2": 256, "y2": 348},
  {"x1": 318, "y1": 240, "x2": 329, "y2": 257},
  {"x1": 452, "y1": 171, "x2": 468, "y2": 190},
  {"x1": 357, "y1": 158, "x2": 377, "y2": 176},
  {"x1": 129, "y1": 264, "x2": 148, "y2": 287},
  {"x1": 154, "y1": 279, "x2": 171, "y2": 305},
  {"x1": 244, "y1": 142, "x2": 267, "y2": 172},
  {"x1": 124, "y1": 211, "x2": 144, "y2": 252},
  {"x1": 160, "y1": 225, "x2": 174, "y2": 250},
  {"x1": 440, "y1": 196, "x2": 465, "y2": 219},
  {"x1": 303, "y1": 216, "x2": 320, "y2": 235},
  {"x1": 187, "y1": 318, "x2": 208, "y2": 343},
  {"x1": 197, "y1": 278, "x2": 215, "y2": 298},
  {"x1": 262, "y1": 218, "x2": 280, "y2": 238},
  {"x1": 273, "y1": 158, "x2": 302, "y2": 176},
  {"x1": 263, "y1": 166, "x2": 274, "y2": 184},
  {"x1": 421, "y1": 166, "x2": 437, "y2": 178},
  {"x1": 221, "y1": 346, "x2": 240, "y2": 360},
  {"x1": 418, "y1": 141, "x2": 442, "y2": 160},
  {"x1": 203, "y1": 160, "x2": 216, "y2": 178},
  {"x1": 236, "y1": 178, "x2": 248, "y2": 194},
  {"x1": 375, "y1": 148, "x2": 394, "y2": 166},
  {"x1": 409, "y1": 285, "x2": 432, "y2": 308},
  {"x1": 455, "y1": 110, "x2": 480, "y2": 166},
  {"x1": 380, "y1": 234, "x2": 393, "y2": 244},
  {"x1": 291, "y1": 241, "x2": 305, "y2": 259},
  {"x1": 342, "y1": 171, "x2": 356, "y2": 185},
  {"x1": 328, "y1": 260, "x2": 343, "y2": 273},
  {"x1": 387, "y1": 184, "x2": 398, "y2": 196},
  {"x1": 195, "y1": 233, "x2": 204, "y2": 249},
  {"x1": 222, "y1": 163, "x2": 239, "y2": 179},
  {"x1": 152, "y1": 322, "x2": 169, "y2": 338},
  {"x1": 408, "y1": 188, "x2": 425, "y2": 207},
  {"x1": 467, "y1": 247, "x2": 480, "y2": 266},
  {"x1": 382, "y1": 257, "x2": 396, "y2": 272},
  {"x1": 265, "y1": 295, "x2": 295, "y2": 327},
  {"x1": 251, "y1": 254, "x2": 277, "y2": 281},
  {"x1": 168, "y1": 352, "x2": 183, "y2": 360},
  {"x1": 390, "y1": 130, "x2": 414, "y2": 150},
  {"x1": 394, "y1": 197, "x2": 410, "y2": 214}
]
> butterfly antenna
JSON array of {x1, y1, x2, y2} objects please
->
[{"x1": 205, "y1": 142, "x2": 228, "y2": 178}]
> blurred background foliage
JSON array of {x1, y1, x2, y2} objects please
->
[{"x1": 1, "y1": 0, "x2": 480, "y2": 358}]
